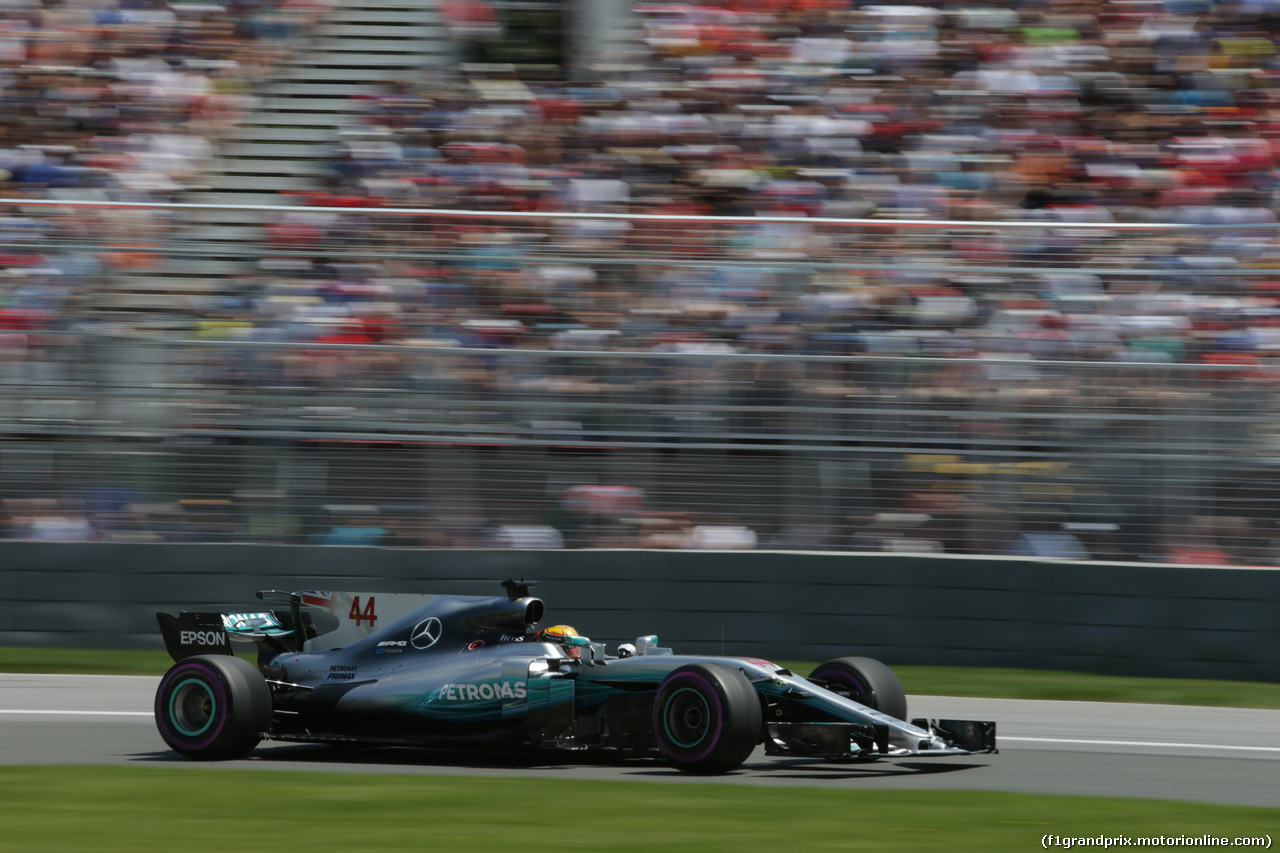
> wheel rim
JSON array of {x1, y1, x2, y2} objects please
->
[
  {"x1": 169, "y1": 678, "x2": 217, "y2": 737},
  {"x1": 661, "y1": 687, "x2": 711, "y2": 749}
]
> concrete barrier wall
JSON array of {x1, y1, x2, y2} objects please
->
[{"x1": 2, "y1": 543, "x2": 1277, "y2": 681}]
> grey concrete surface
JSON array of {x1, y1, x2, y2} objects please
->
[{"x1": 2, "y1": 675, "x2": 1276, "y2": 807}]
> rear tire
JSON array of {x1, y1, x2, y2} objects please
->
[
  {"x1": 155, "y1": 655, "x2": 271, "y2": 760},
  {"x1": 808, "y1": 656, "x2": 908, "y2": 721},
  {"x1": 652, "y1": 663, "x2": 762, "y2": 774}
]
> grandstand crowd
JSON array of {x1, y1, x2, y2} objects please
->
[
  {"x1": 258, "y1": 0, "x2": 1280, "y2": 365},
  {"x1": 2, "y1": 0, "x2": 1280, "y2": 563},
  {"x1": 0, "y1": 0, "x2": 330, "y2": 200}
]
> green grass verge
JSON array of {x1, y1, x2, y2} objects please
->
[
  {"x1": 0, "y1": 647, "x2": 246, "y2": 676},
  {"x1": 777, "y1": 663, "x2": 1280, "y2": 710},
  {"x1": 1, "y1": 767, "x2": 1274, "y2": 852},
  {"x1": 4, "y1": 647, "x2": 1280, "y2": 708}
]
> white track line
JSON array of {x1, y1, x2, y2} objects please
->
[
  {"x1": 3, "y1": 713, "x2": 1278, "y2": 755},
  {"x1": 0, "y1": 710, "x2": 150, "y2": 717},
  {"x1": 1003, "y1": 736, "x2": 1280, "y2": 754},
  {"x1": 0, "y1": 673, "x2": 157, "y2": 678}
]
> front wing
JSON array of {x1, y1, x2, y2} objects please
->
[
  {"x1": 748, "y1": 665, "x2": 997, "y2": 760},
  {"x1": 764, "y1": 717, "x2": 997, "y2": 760}
]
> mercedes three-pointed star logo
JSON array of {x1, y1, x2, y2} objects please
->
[{"x1": 410, "y1": 617, "x2": 443, "y2": 650}]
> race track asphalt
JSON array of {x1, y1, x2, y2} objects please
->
[{"x1": 1, "y1": 674, "x2": 1277, "y2": 807}]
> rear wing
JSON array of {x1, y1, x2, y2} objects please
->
[
  {"x1": 157, "y1": 589, "x2": 441, "y2": 662},
  {"x1": 156, "y1": 607, "x2": 325, "y2": 663}
]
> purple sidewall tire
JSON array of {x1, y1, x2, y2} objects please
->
[
  {"x1": 654, "y1": 671, "x2": 726, "y2": 764},
  {"x1": 154, "y1": 654, "x2": 270, "y2": 760},
  {"x1": 155, "y1": 659, "x2": 232, "y2": 754},
  {"x1": 810, "y1": 667, "x2": 870, "y2": 700},
  {"x1": 809, "y1": 656, "x2": 908, "y2": 721},
  {"x1": 652, "y1": 663, "x2": 761, "y2": 774}
]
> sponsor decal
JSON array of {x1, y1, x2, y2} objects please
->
[
  {"x1": 439, "y1": 680, "x2": 527, "y2": 701},
  {"x1": 376, "y1": 640, "x2": 407, "y2": 656},
  {"x1": 499, "y1": 634, "x2": 525, "y2": 643},
  {"x1": 327, "y1": 664, "x2": 357, "y2": 680},
  {"x1": 179, "y1": 630, "x2": 228, "y2": 646},
  {"x1": 410, "y1": 617, "x2": 442, "y2": 650}
]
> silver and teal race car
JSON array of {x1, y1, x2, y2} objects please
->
[{"x1": 154, "y1": 580, "x2": 996, "y2": 774}]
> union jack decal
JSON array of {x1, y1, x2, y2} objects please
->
[{"x1": 298, "y1": 590, "x2": 336, "y2": 611}]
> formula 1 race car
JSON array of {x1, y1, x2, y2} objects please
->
[{"x1": 154, "y1": 580, "x2": 996, "y2": 773}]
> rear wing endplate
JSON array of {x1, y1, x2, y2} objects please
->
[{"x1": 156, "y1": 612, "x2": 234, "y2": 662}]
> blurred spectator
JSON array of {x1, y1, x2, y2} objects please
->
[
  {"x1": 484, "y1": 522, "x2": 565, "y2": 548},
  {"x1": 7, "y1": 499, "x2": 95, "y2": 541},
  {"x1": 689, "y1": 520, "x2": 758, "y2": 549},
  {"x1": 1009, "y1": 526, "x2": 1093, "y2": 560},
  {"x1": 311, "y1": 505, "x2": 387, "y2": 546}
]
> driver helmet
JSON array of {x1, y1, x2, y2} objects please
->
[{"x1": 537, "y1": 624, "x2": 582, "y2": 658}]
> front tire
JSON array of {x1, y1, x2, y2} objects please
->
[
  {"x1": 155, "y1": 655, "x2": 272, "y2": 760},
  {"x1": 808, "y1": 656, "x2": 908, "y2": 721},
  {"x1": 652, "y1": 663, "x2": 762, "y2": 774}
]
